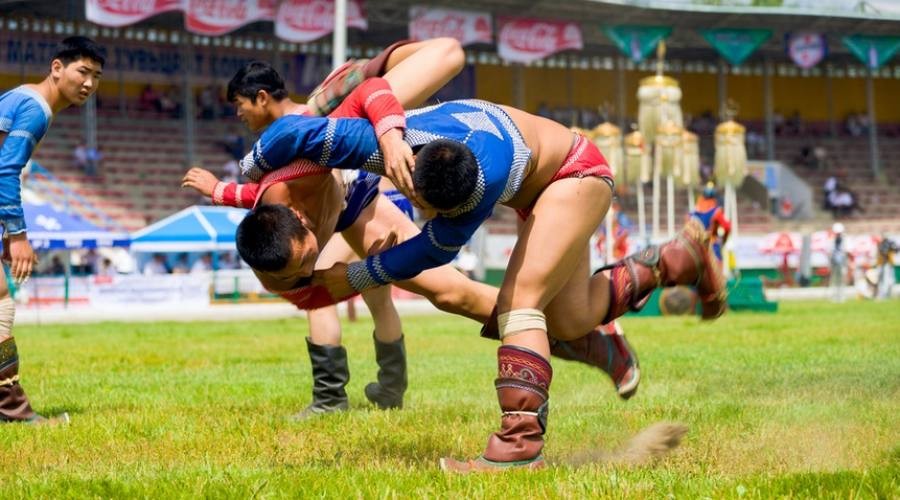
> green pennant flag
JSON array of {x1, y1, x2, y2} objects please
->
[
  {"x1": 602, "y1": 25, "x2": 672, "y2": 63},
  {"x1": 700, "y1": 28, "x2": 771, "y2": 66},
  {"x1": 843, "y1": 35, "x2": 900, "y2": 69}
]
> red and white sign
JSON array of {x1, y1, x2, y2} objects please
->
[
  {"x1": 185, "y1": 0, "x2": 276, "y2": 36},
  {"x1": 497, "y1": 17, "x2": 582, "y2": 63},
  {"x1": 275, "y1": 0, "x2": 367, "y2": 43},
  {"x1": 408, "y1": 6, "x2": 492, "y2": 46},
  {"x1": 86, "y1": 0, "x2": 184, "y2": 27}
]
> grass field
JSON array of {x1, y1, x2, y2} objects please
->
[{"x1": 3, "y1": 300, "x2": 899, "y2": 498}]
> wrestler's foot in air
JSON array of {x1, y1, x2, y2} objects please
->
[{"x1": 549, "y1": 321, "x2": 640, "y2": 400}]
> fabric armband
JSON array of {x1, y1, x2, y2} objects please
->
[
  {"x1": 211, "y1": 182, "x2": 258, "y2": 209},
  {"x1": 497, "y1": 308, "x2": 547, "y2": 339}
]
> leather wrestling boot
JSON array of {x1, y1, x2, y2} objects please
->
[
  {"x1": 364, "y1": 334, "x2": 407, "y2": 410},
  {"x1": 291, "y1": 338, "x2": 350, "y2": 420},
  {"x1": 441, "y1": 345, "x2": 551, "y2": 473},
  {"x1": 549, "y1": 321, "x2": 640, "y2": 400},
  {"x1": 602, "y1": 217, "x2": 727, "y2": 322},
  {"x1": 481, "y1": 310, "x2": 639, "y2": 399}
]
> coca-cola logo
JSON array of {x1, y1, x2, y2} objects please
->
[
  {"x1": 96, "y1": 0, "x2": 166, "y2": 15},
  {"x1": 280, "y1": 0, "x2": 337, "y2": 30},
  {"x1": 188, "y1": 0, "x2": 248, "y2": 21},
  {"x1": 502, "y1": 22, "x2": 565, "y2": 53}
]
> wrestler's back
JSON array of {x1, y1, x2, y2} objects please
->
[{"x1": 497, "y1": 105, "x2": 575, "y2": 210}]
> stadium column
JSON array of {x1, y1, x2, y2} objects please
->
[
  {"x1": 764, "y1": 59, "x2": 775, "y2": 162},
  {"x1": 717, "y1": 59, "x2": 728, "y2": 121},
  {"x1": 866, "y1": 68, "x2": 881, "y2": 179},
  {"x1": 332, "y1": 0, "x2": 347, "y2": 69},
  {"x1": 182, "y1": 38, "x2": 196, "y2": 168}
]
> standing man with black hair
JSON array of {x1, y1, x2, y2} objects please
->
[{"x1": 0, "y1": 36, "x2": 105, "y2": 424}]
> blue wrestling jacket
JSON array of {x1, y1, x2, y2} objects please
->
[
  {"x1": 0, "y1": 86, "x2": 52, "y2": 235},
  {"x1": 242, "y1": 99, "x2": 531, "y2": 291}
]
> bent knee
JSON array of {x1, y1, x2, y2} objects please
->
[{"x1": 435, "y1": 38, "x2": 464, "y2": 72}]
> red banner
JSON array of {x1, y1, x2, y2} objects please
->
[
  {"x1": 408, "y1": 6, "x2": 492, "y2": 46},
  {"x1": 497, "y1": 17, "x2": 582, "y2": 63},
  {"x1": 185, "y1": 0, "x2": 276, "y2": 36},
  {"x1": 86, "y1": 0, "x2": 184, "y2": 28},
  {"x1": 275, "y1": 0, "x2": 367, "y2": 43}
]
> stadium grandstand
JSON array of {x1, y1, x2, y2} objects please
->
[{"x1": 2, "y1": 0, "x2": 898, "y2": 285}]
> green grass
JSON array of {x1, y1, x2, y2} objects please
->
[{"x1": 3, "y1": 300, "x2": 899, "y2": 498}]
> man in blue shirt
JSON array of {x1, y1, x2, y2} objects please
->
[
  {"x1": 0, "y1": 36, "x2": 105, "y2": 424},
  {"x1": 239, "y1": 99, "x2": 726, "y2": 471}
]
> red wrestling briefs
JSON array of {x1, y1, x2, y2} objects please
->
[
  {"x1": 515, "y1": 133, "x2": 614, "y2": 220},
  {"x1": 277, "y1": 282, "x2": 358, "y2": 310}
]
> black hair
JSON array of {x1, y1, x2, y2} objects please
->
[
  {"x1": 236, "y1": 204, "x2": 308, "y2": 271},
  {"x1": 413, "y1": 139, "x2": 479, "y2": 211},
  {"x1": 53, "y1": 36, "x2": 105, "y2": 67},
  {"x1": 227, "y1": 61, "x2": 288, "y2": 103}
]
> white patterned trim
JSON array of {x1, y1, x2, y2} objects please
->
[
  {"x1": 0, "y1": 117, "x2": 11, "y2": 132},
  {"x1": 451, "y1": 111, "x2": 503, "y2": 140},
  {"x1": 371, "y1": 254, "x2": 393, "y2": 283},
  {"x1": 444, "y1": 168, "x2": 485, "y2": 218},
  {"x1": 234, "y1": 184, "x2": 246, "y2": 208},
  {"x1": 255, "y1": 158, "x2": 330, "y2": 207},
  {"x1": 459, "y1": 101, "x2": 531, "y2": 204},
  {"x1": 364, "y1": 89, "x2": 392, "y2": 109},
  {"x1": 241, "y1": 148, "x2": 263, "y2": 182},
  {"x1": 404, "y1": 128, "x2": 448, "y2": 147},
  {"x1": 362, "y1": 150, "x2": 386, "y2": 175},
  {"x1": 13, "y1": 86, "x2": 52, "y2": 120},
  {"x1": 374, "y1": 114, "x2": 406, "y2": 138},
  {"x1": 425, "y1": 222, "x2": 463, "y2": 253},
  {"x1": 318, "y1": 118, "x2": 337, "y2": 166},
  {"x1": 212, "y1": 182, "x2": 226, "y2": 206},
  {"x1": 347, "y1": 260, "x2": 381, "y2": 291},
  {"x1": 8, "y1": 130, "x2": 36, "y2": 147}
]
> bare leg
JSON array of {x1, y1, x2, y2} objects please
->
[{"x1": 382, "y1": 38, "x2": 465, "y2": 108}]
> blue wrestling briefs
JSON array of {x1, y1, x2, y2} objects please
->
[{"x1": 334, "y1": 171, "x2": 381, "y2": 232}]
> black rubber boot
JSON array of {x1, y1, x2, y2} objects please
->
[
  {"x1": 364, "y1": 334, "x2": 407, "y2": 409},
  {"x1": 292, "y1": 338, "x2": 350, "y2": 420}
]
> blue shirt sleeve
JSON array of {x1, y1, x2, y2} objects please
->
[
  {"x1": 346, "y1": 206, "x2": 490, "y2": 290},
  {"x1": 0, "y1": 97, "x2": 48, "y2": 234},
  {"x1": 239, "y1": 115, "x2": 382, "y2": 181}
]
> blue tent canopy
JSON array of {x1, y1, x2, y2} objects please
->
[
  {"x1": 23, "y1": 201, "x2": 130, "y2": 250},
  {"x1": 130, "y1": 205, "x2": 247, "y2": 252}
]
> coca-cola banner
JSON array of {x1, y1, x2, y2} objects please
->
[
  {"x1": 497, "y1": 17, "x2": 583, "y2": 63},
  {"x1": 408, "y1": 6, "x2": 492, "y2": 46},
  {"x1": 275, "y1": 0, "x2": 367, "y2": 43},
  {"x1": 185, "y1": 0, "x2": 276, "y2": 36},
  {"x1": 87, "y1": 0, "x2": 184, "y2": 28}
]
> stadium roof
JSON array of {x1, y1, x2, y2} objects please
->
[{"x1": 3, "y1": 0, "x2": 899, "y2": 61}]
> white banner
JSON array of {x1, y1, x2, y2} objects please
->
[
  {"x1": 497, "y1": 17, "x2": 583, "y2": 63},
  {"x1": 86, "y1": 0, "x2": 185, "y2": 27},
  {"x1": 185, "y1": 0, "x2": 276, "y2": 36},
  {"x1": 88, "y1": 274, "x2": 211, "y2": 308},
  {"x1": 275, "y1": 0, "x2": 367, "y2": 43},
  {"x1": 408, "y1": 6, "x2": 492, "y2": 46}
]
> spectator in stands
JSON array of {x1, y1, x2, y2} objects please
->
[
  {"x1": 219, "y1": 252, "x2": 240, "y2": 270},
  {"x1": 221, "y1": 158, "x2": 240, "y2": 184},
  {"x1": 73, "y1": 141, "x2": 88, "y2": 173},
  {"x1": 828, "y1": 184, "x2": 864, "y2": 218},
  {"x1": 795, "y1": 144, "x2": 816, "y2": 168},
  {"x1": 830, "y1": 223, "x2": 847, "y2": 302},
  {"x1": 813, "y1": 145, "x2": 829, "y2": 170},
  {"x1": 773, "y1": 110, "x2": 785, "y2": 136},
  {"x1": 159, "y1": 88, "x2": 180, "y2": 118},
  {"x1": 143, "y1": 253, "x2": 170, "y2": 275},
  {"x1": 98, "y1": 258, "x2": 117, "y2": 277},
  {"x1": 47, "y1": 255, "x2": 65, "y2": 276},
  {"x1": 785, "y1": 110, "x2": 804, "y2": 136},
  {"x1": 138, "y1": 84, "x2": 161, "y2": 113},
  {"x1": 198, "y1": 85, "x2": 217, "y2": 120},
  {"x1": 171, "y1": 253, "x2": 190, "y2": 274},
  {"x1": 876, "y1": 235, "x2": 897, "y2": 299},
  {"x1": 823, "y1": 175, "x2": 837, "y2": 210},
  {"x1": 191, "y1": 253, "x2": 214, "y2": 273},
  {"x1": 85, "y1": 144, "x2": 102, "y2": 177},
  {"x1": 745, "y1": 129, "x2": 765, "y2": 158}
]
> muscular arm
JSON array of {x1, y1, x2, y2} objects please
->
[{"x1": 239, "y1": 115, "x2": 383, "y2": 181}]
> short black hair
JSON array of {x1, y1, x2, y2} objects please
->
[
  {"x1": 227, "y1": 61, "x2": 288, "y2": 103},
  {"x1": 236, "y1": 204, "x2": 308, "y2": 271},
  {"x1": 413, "y1": 139, "x2": 479, "y2": 211},
  {"x1": 53, "y1": 36, "x2": 105, "y2": 67}
]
